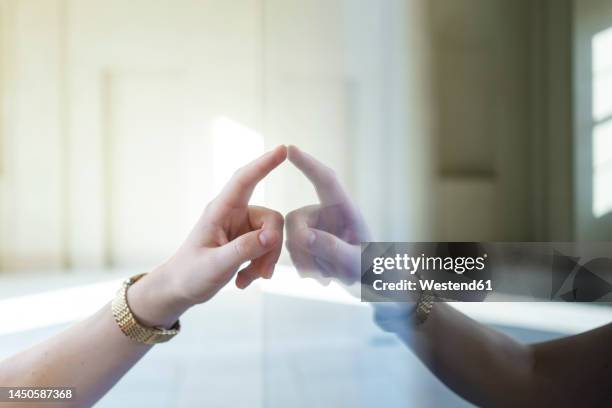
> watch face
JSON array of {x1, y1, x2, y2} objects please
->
[{"x1": 146, "y1": 332, "x2": 175, "y2": 344}]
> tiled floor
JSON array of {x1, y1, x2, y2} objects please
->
[{"x1": 0, "y1": 270, "x2": 571, "y2": 407}]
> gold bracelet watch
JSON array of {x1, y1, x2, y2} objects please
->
[
  {"x1": 414, "y1": 291, "x2": 436, "y2": 325},
  {"x1": 111, "y1": 273, "x2": 180, "y2": 345}
]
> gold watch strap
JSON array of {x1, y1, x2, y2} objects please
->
[
  {"x1": 414, "y1": 291, "x2": 436, "y2": 325},
  {"x1": 111, "y1": 273, "x2": 180, "y2": 345}
]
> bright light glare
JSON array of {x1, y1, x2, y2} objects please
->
[
  {"x1": 592, "y1": 27, "x2": 612, "y2": 218},
  {"x1": 212, "y1": 117, "x2": 265, "y2": 205},
  {"x1": 593, "y1": 27, "x2": 612, "y2": 122},
  {"x1": 593, "y1": 119, "x2": 612, "y2": 218},
  {"x1": 0, "y1": 279, "x2": 121, "y2": 336}
]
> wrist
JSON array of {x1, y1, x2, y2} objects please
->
[{"x1": 126, "y1": 266, "x2": 192, "y2": 329}]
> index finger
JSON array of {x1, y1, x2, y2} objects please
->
[
  {"x1": 287, "y1": 145, "x2": 349, "y2": 205},
  {"x1": 215, "y1": 145, "x2": 287, "y2": 208}
]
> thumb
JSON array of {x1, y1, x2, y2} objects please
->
[
  {"x1": 307, "y1": 228, "x2": 357, "y2": 266},
  {"x1": 214, "y1": 229, "x2": 279, "y2": 271}
]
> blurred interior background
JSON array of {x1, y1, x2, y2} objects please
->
[{"x1": 1, "y1": 0, "x2": 612, "y2": 407}]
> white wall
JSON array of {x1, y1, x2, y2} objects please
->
[
  {"x1": 0, "y1": 0, "x2": 421, "y2": 272},
  {"x1": 1, "y1": 0, "x2": 265, "y2": 271},
  {"x1": 0, "y1": 0, "x2": 65, "y2": 270}
]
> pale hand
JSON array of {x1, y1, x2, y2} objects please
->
[{"x1": 128, "y1": 146, "x2": 287, "y2": 328}]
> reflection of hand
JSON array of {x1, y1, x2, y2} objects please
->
[
  {"x1": 284, "y1": 146, "x2": 417, "y2": 332},
  {"x1": 129, "y1": 146, "x2": 286, "y2": 327},
  {"x1": 285, "y1": 146, "x2": 369, "y2": 285}
]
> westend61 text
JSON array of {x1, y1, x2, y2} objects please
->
[{"x1": 372, "y1": 279, "x2": 493, "y2": 292}]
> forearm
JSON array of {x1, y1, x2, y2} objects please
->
[
  {"x1": 0, "y1": 306, "x2": 150, "y2": 407},
  {"x1": 376, "y1": 301, "x2": 612, "y2": 407},
  {"x1": 0, "y1": 147, "x2": 286, "y2": 408},
  {"x1": 0, "y1": 268, "x2": 191, "y2": 408},
  {"x1": 393, "y1": 303, "x2": 536, "y2": 406}
]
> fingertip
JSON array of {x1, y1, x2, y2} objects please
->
[
  {"x1": 271, "y1": 145, "x2": 288, "y2": 162},
  {"x1": 258, "y1": 229, "x2": 279, "y2": 247},
  {"x1": 236, "y1": 272, "x2": 256, "y2": 289},
  {"x1": 263, "y1": 263, "x2": 276, "y2": 279},
  {"x1": 235, "y1": 277, "x2": 246, "y2": 290},
  {"x1": 278, "y1": 144, "x2": 288, "y2": 156},
  {"x1": 287, "y1": 145, "x2": 300, "y2": 162},
  {"x1": 287, "y1": 146, "x2": 321, "y2": 179},
  {"x1": 294, "y1": 228, "x2": 315, "y2": 249}
]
